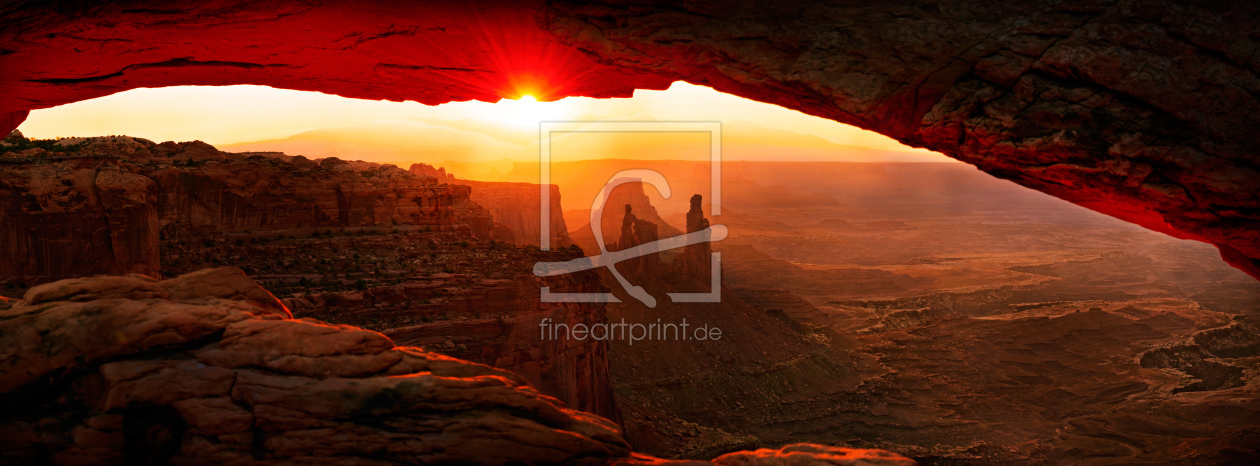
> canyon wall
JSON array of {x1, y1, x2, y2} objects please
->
[
  {"x1": 409, "y1": 164, "x2": 572, "y2": 248},
  {"x1": 149, "y1": 142, "x2": 492, "y2": 236},
  {"x1": 1, "y1": 136, "x2": 615, "y2": 424},
  {"x1": 0, "y1": 154, "x2": 159, "y2": 283},
  {"x1": 281, "y1": 268, "x2": 617, "y2": 420},
  {"x1": 0, "y1": 136, "x2": 495, "y2": 286},
  {"x1": 457, "y1": 179, "x2": 573, "y2": 248},
  {"x1": 2, "y1": 1, "x2": 1256, "y2": 279}
]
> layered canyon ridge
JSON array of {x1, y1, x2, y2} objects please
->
[
  {"x1": 0, "y1": 134, "x2": 925, "y2": 464},
  {"x1": 0, "y1": 134, "x2": 619, "y2": 420}
]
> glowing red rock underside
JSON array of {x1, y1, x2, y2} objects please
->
[{"x1": 1, "y1": 0, "x2": 1257, "y2": 279}]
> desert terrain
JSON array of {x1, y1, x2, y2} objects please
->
[{"x1": 3, "y1": 133, "x2": 1257, "y2": 463}]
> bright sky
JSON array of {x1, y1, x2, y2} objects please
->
[{"x1": 18, "y1": 81, "x2": 951, "y2": 162}]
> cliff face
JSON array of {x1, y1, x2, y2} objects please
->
[
  {"x1": 282, "y1": 264, "x2": 617, "y2": 420},
  {"x1": 151, "y1": 143, "x2": 491, "y2": 236},
  {"x1": 0, "y1": 268, "x2": 915, "y2": 465},
  {"x1": 2, "y1": 1, "x2": 1255, "y2": 279},
  {"x1": 0, "y1": 137, "x2": 614, "y2": 425},
  {"x1": 457, "y1": 179, "x2": 573, "y2": 249},
  {"x1": 0, "y1": 154, "x2": 159, "y2": 283},
  {"x1": 0, "y1": 137, "x2": 496, "y2": 286}
]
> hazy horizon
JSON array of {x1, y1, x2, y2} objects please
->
[{"x1": 17, "y1": 81, "x2": 957, "y2": 165}]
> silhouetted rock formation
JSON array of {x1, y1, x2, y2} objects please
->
[
  {"x1": 672, "y1": 194, "x2": 712, "y2": 285},
  {"x1": 3, "y1": 1, "x2": 1256, "y2": 279},
  {"x1": 454, "y1": 179, "x2": 574, "y2": 248},
  {"x1": 613, "y1": 204, "x2": 663, "y2": 279},
  {"x1": 407, "y1": 162, "x2": 456, "y2": 184},
  {"x1": 572, "y1": 181, "x2": 682, "y2": 255},
  {"x1": 0, "y1": 268, "x2": 915, "y2": 465}
]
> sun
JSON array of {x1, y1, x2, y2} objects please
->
[{"x1": 483, "y1": 94, "x2": 570, "y2": 127}]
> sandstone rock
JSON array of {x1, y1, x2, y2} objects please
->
[
  {"x1": 614, "y1": 204, "x2": 664, "y2": 279},
  {"x1": 710, "y1": 444, "x2": 916, "y2": 466},
  {"x1": 408, "y1": 163, "x2": 455, "y2": 184},
  {"x1": 540, "y1": 0, "x2": 1260, "y2": 279},
  {"x1": 0, "y1": 138, "x2": 504, "y2": 286},
  {"x1": 0, "y1": 268, "x2": 631, "y2": 464},
  {"x1": 1, "y1": 1, "x2": 1253, "y2": 279},
  {"x1": 147, "y1": 144, "x2": 488, "y2": 235},
  {"x1": 0, "y1": 268, "x2": 914, "y2": 465},
  {"x1": 0, "y1": 157, "x2": 160, "y2": 283},
  {"x1": 573, "y1": 180, "x2": 682, "y2": 255}
]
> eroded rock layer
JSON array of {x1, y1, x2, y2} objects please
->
[
  {"x1": 2, "y1": 0, "x2": 1255, "y2": 278},
  {"x1": 0, "y1": 136, "x2": 494, "y2": 285},
  {"x1": 0, "y1": 268, "x2": 914, "y2": 465},
  {"x1": 0, "y1": 155, "x2": 159, "y2": 282},
  {"x1": 541, "y1": 0, "x2": 1260, "y2": 278}
]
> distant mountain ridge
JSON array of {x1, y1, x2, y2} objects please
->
[{"x1": 221, "y1": 118, "x2": 953, "y2": 165}]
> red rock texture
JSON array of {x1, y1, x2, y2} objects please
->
[
  {"x1": 1, "y1": 0, "x2": 1255, "y2": 279},
  {"x1": 0, "y1": 268, "x2": 631, "y2": 464},
  {"x1": 0, "y1": 137, "x2": 496, "y2": 285},
  {"x1": 0, "y1": 154, "x2": 159, "y2": 282},
  {"x1": 146, "y1": 144, "x2": 491, "y2": 236},
  {"x1": 708, "y1": 444, "x2": 915, "y2": 466},
  {"x1": 285, "y1": 268, "x2": 619, "y2": 421},
  {"x1": 0, "y1": 268, "x2": 915, "y2": 465},
  {"x1": 541, "y1": 0, "x2": 1260, "y2": 280}
]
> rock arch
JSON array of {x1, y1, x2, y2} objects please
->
[{"x1": 2, "y1": 0, "x2": 1257, "y2": 278}]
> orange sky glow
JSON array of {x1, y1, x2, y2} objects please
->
[{"x1": 17, "y1": 81, "x2": 955, "y2": 165}]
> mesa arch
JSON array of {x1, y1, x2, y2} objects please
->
[{"x1": 1, "y1": 0, "x2": 1257, "y2": 279}]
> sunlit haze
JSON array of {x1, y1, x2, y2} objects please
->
[{"x1": 18, "y1": 82, "x2": 953, "y2": 165}]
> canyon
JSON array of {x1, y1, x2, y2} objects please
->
[
  {"x1": 0, "y1": 135, "x2": 614, "y2": 421},
  {"x1": 0, "y1": 267, "x2": 913, "y2": 465},
  {"x1": 4, "y1": 133, "x2": 1259, "y2": 463},
  {"x1": 523, "y1": 159, "x2": 1260, "y2": 463},
  {"x1": 2, "y1": 1, "x2": 1260, "y2": 462}
]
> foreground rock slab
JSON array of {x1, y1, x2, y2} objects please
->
[{"x1": 0, "y1": 268, "x2": 913, "y2": 465}]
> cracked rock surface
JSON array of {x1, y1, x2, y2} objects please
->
[
  {"x1": 541, "y1": 0, "x2": 1260, "y2": 279},
  {"x1": 0, "y1": 268, "x2": 913, "y2": 465}
]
